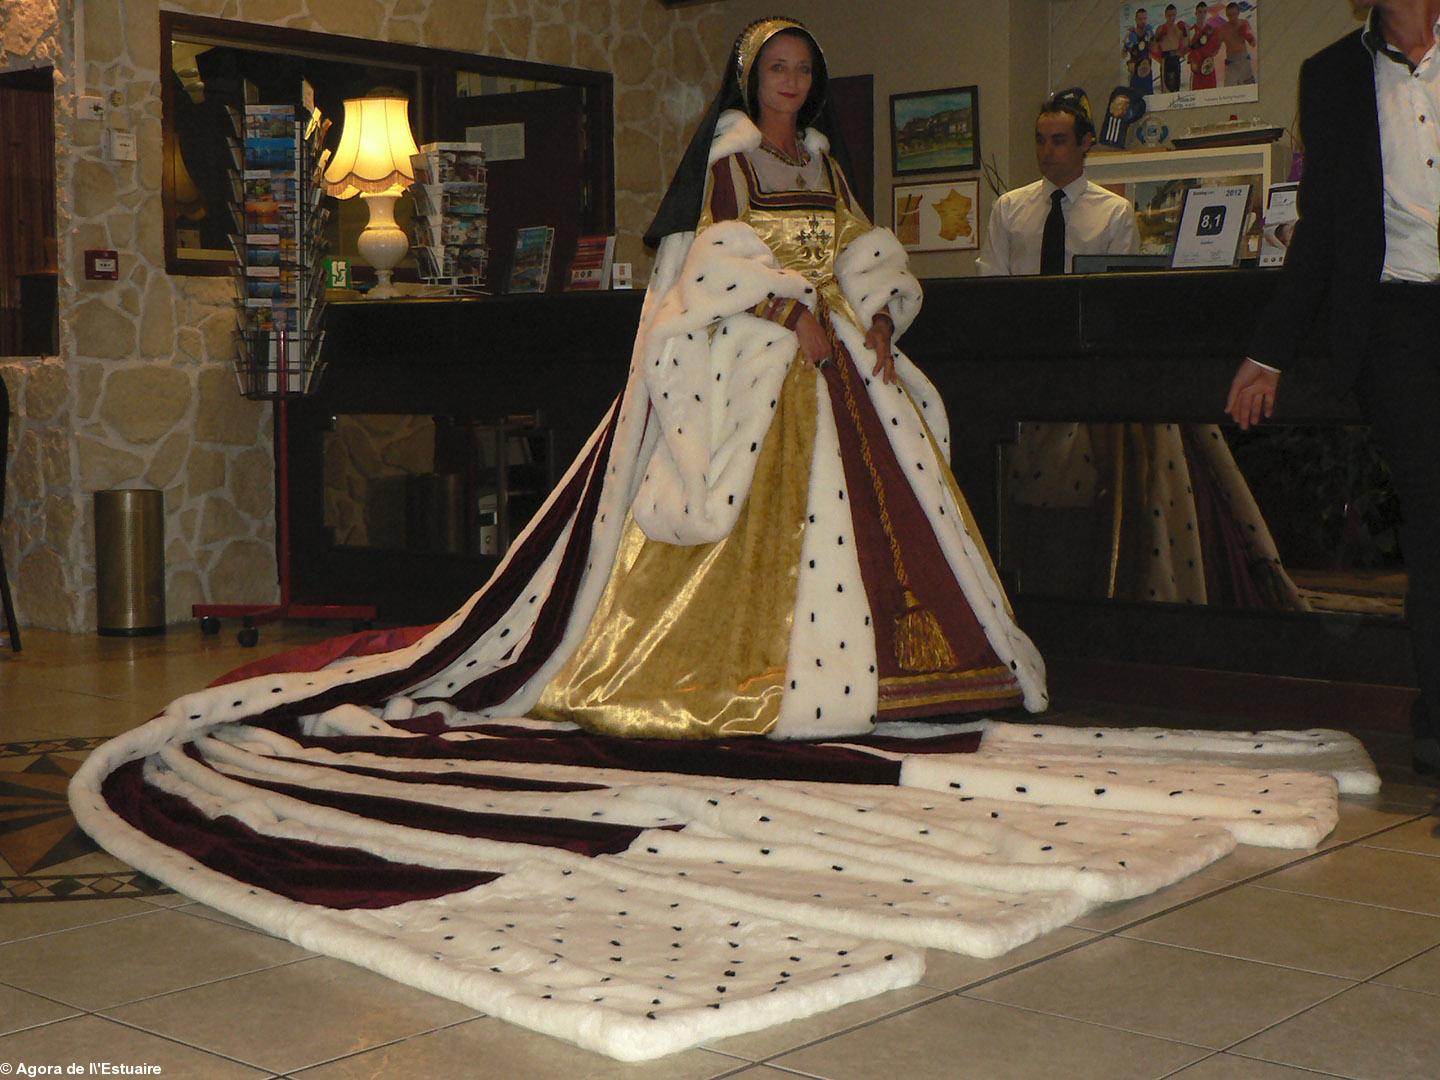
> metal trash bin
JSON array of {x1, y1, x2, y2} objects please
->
[{"x1": 94, "y1": 488, "x2": 165, "y2": 636}]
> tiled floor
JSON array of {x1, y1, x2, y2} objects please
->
[{"x1": 2, "y1": 627, "x2": 1439, "y2": 1079}]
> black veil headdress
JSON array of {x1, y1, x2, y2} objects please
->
[{"x1": 643, "y1": 16, "x2": 855, "y2": 248}]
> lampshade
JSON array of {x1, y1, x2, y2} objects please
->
[{"x1": 323, "y1": 96, "x2": 419, "y2": 197}]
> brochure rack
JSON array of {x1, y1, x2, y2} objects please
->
[
  {"x1": 194, "y1": 82, "x2": 375, "y2": 646},
  {"x1": 409, "y1": 141, "x2": 489, "y2": 295}
]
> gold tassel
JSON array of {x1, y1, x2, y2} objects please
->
[{"x1": 894, "y1": 591, "x2": 959, "y2": 673}]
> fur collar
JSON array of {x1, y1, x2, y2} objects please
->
[{"x1": 710, "y1": 109, "x2": 830, "y2": 166}]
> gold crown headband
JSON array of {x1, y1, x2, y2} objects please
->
[{"x1": 735, "y1": 16, "x2": 822, "y2": 110}]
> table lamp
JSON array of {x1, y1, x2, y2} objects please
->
[{"x1": 323, "y1": 95, "x2": 420, "y2": 299}]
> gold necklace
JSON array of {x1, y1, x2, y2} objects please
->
[
  {"x1": 759, "y1": 138, "x2": 810, "y2": 168},
  {"x1": 759, "y1": 138, "x2": 810, "y2": 188}
]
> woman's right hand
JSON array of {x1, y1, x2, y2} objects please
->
[{"x1": 794, "y1": 310, "x2": 831, "y2": 366}]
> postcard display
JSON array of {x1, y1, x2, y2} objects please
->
[
  {"x1": 226, "y1": 85, "x2": 330, "y2": 398},
  {"x1": 196, "y1": 83, "x2": 376, "y2": 646},
  {"x1": 409, "y1": 142, "x2": 489, "y2": 294}
]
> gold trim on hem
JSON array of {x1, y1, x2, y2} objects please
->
[
  {"x1": 880, "y1": 685, "x2": 1023, "y2": 709},
  {"x1": 879, "y1": 666, "x2": 1011, "y2": 688}
]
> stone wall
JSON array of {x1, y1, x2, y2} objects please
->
[{"x1": 0, "y1": 0, "x2": 729, "y2": 632}]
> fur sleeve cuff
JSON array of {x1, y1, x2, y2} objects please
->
[
  {"x1": 835, "y1": 228, "x2": 923, "y2": 339},
  {"x1": 633, "y1": 221, "x2": 816, "y2": 546}
]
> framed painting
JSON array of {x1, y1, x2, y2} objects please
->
[
  {"x1": 1084, "y1": 144, "x2": 1272, "y2": 261},
  {"x1": 890, "y1": 85, "x2": 980, "y2": 175},
  {"x1": 892, "y1": 179, "x2": 979, "y2": 252}
]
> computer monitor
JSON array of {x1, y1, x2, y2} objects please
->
[{"x1": 1069, "y1": 254, "x2": 1171, "y2": 274}]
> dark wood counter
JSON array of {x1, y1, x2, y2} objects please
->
[{"x1": 294, "y1": 275, "x2": 1410, "y2": 686}]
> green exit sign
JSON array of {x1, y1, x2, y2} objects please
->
[{"x1": 324, "y1": 258, "x2": 352, "y2": 289}]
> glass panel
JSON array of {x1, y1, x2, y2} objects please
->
[
  {"x1": 323, "y1": 413, "x2": 553, "y2": 555},
  {"x1": 998, "y1": 421, "x2": 1403, "y2": 617}
]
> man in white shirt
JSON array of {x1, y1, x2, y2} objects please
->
[
  {"x1": 978, "y1": 93, "x2": 1139, "y2": 276},
  {"x1": 1227, "y1": 0, "x2": 1440, "y2": 777}
]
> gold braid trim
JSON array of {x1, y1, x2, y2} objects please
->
[{"x1": 819, "y1": 294, "x2": 958, "y2": 674}]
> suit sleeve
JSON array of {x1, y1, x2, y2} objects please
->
[{"x1": 1247, "y1": 56, "x2": 1337, "y2": 372}]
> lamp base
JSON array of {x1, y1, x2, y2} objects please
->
[
  {"x1": 357, "y1": 193, "x2": 408, "y2": 300},
  {"x1": 368, "y1": 272, "x2": 401, "y2": 300}
]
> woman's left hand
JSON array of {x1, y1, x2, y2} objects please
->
[{"x1": 865, "y1": 314, "x2": 896, "y2": 385}]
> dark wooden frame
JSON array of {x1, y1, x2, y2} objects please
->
[
  {"x1": 888, "y1": 83, "x2": 980, "y2": 176},
  {"x1": 160, "y1": 12, "x2": 614, "y2": 277}
]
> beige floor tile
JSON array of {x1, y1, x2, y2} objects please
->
[
  {"x1": 0, "y1": 984, "x2": 79, "y2": 1035},
  {"x1": 1233, "y1": 982, "x2": 1440, "y2": 1079},
  {"x1": 1256, "y1": 844, "x2": 1440, "y2": 915},
  {"x1": 1, "y1": 695, "x2": 158, "y2": 740},
  {"x1": 702, "y1": 984, "x2": 939, "y2": 1062},
  {"x1": 0, "y1": 682, "x2": 122, "y2": 713},
  {"x1": 0, "y1": 897, "x2": 155, "y2": 945},
  {"x1": 137, "y1": 891, "x2": 192, "y2": 909},
  {"x1": 0, "y1": 1014, "x2": 267, "y2": 1078},
  {"x1": 1166, "y1": 1052, "x2": 1345, "y2": 1078},
  {"x1": 102, "y1": 956, "x2": 478, "y2": 1074},
  {"x1": 918, "y1": 927, "x2": 1099, "y2": 990},
  {"x1": 1, "y1": 627, "x2": 334, "y2": 711},
  {"x1": 772, "y1": 994, "x2": 1207, "y2": 1080},
  {"x1": 1358, "y1": 816, "x2": 1440, "y2": 857},
  {"x1": 1120, "y1": 884, "x2": 1440, "y2": 979},
  {"x1": 0, "y1": 906, "x2": 309, "y2": 1009},
  {"x1": 292, "y1": 1015, "x2": 747, "y2": 1080},
  {"x1": 174, "y1": 900, "x2": 293, "y2": 937},
  {"x1": 1069, "y1": 870, "x2": 1233, "y2": 932},
  {"x1": 720, "y1": 1070, "x2": 813, "y2": 1080},
  {"x1": 967, "y1": 936, "x2": 1350, "y2": 1048},
  {"x1": 172, "y1": 902, "x2": 318, "y2": 959},
  {"x1": 1195, "y1": 843, "x2": 1308, "y2": 882},
  {"x1": 1327, "y1": 801, "x2": 1427, "y2": 845},
  {"x1": 1374, "y1": 943, "x2": 1440, "y2": 996},
  {"x1": 1367, "y1": 778, "x2": 1439, "y2": 811}
]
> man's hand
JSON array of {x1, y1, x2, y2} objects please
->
[
  {"x1": 1225, "y1": 359, "x2": 1280, "y2": 430},
  {"x1": 866, "y1": 314, "x2": 897, "y2": 385}
]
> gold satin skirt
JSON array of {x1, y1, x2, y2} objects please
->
[{"x1": 532, "y1": 359, "x2": 817, "y2": 738}]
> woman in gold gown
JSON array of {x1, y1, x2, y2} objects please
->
[{"x1": 526, "y1": 17, "x2": 1047, "y2": 737}]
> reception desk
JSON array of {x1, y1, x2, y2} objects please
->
[{"x1": 296, "y1": 272, "x2": 1411, "y2": 687}]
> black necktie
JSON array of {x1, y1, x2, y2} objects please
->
[{"x1": 1041, "y1": 189, "x2": 1066, "y2": 275}]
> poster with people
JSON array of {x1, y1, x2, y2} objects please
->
[{"x1": 1120, "y1": 0, "x2": 1259, "y2": 112}]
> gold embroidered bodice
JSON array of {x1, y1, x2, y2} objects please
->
[{"x1": 700, "y1": 150, "x2": 874, "y2": 292}]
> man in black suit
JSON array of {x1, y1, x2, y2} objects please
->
[{"x1": 1226, "y1": 0, "x2": 1440, "y2": 775}]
